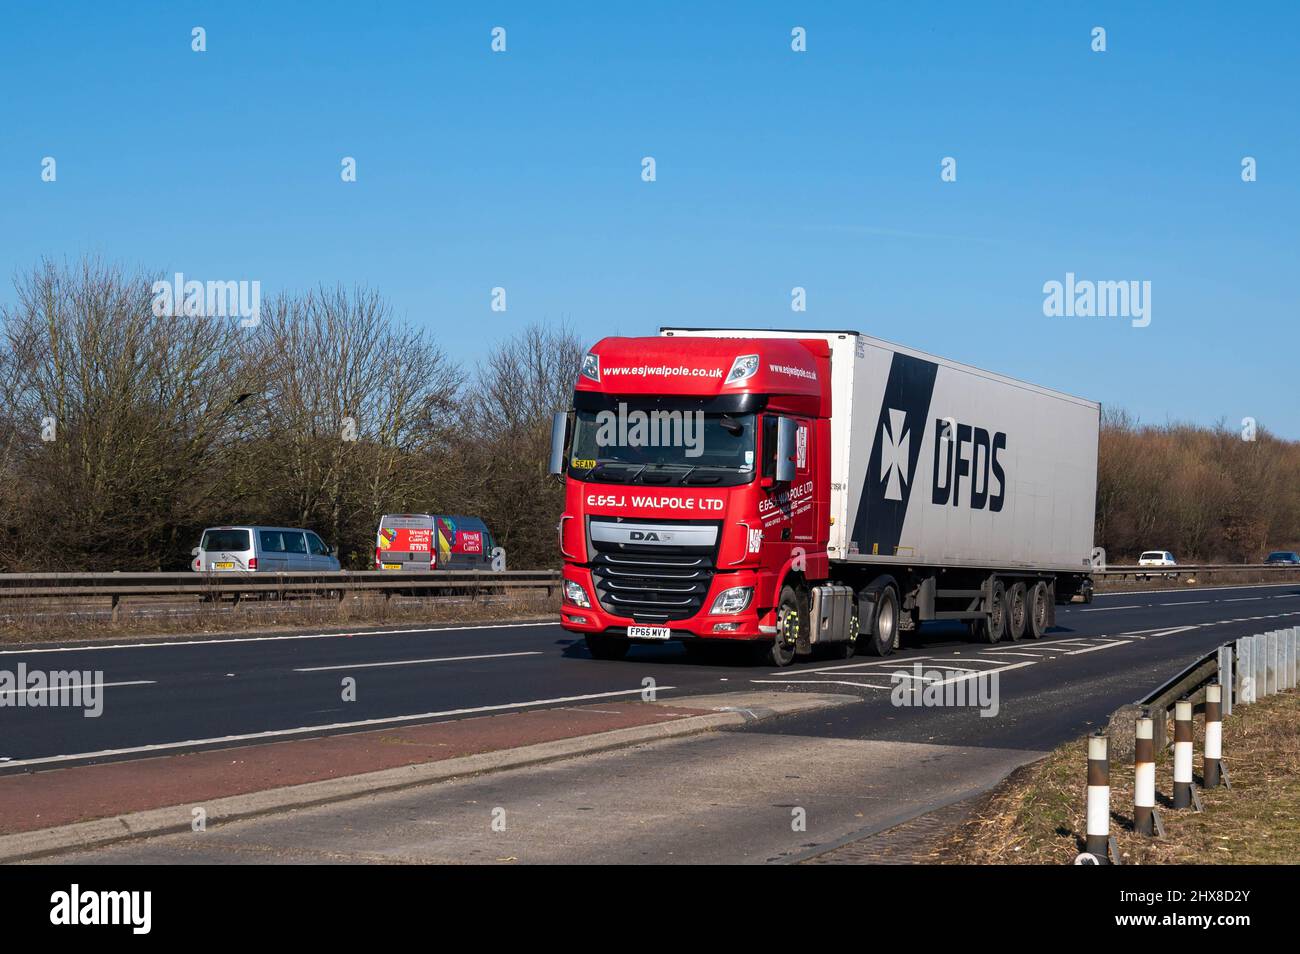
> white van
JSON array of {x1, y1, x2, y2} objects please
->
[{"x1": 192, "y1": 526, "x2": 340, "y2": 572}]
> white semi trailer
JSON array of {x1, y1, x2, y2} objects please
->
[{"x1": 553, "y1": 327, "x2": 1100, "y2": 664}]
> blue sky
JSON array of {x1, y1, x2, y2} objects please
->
[{"x1": 2, "y1": 2, "x2": 1296, "y2": 436}]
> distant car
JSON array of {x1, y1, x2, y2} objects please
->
[
  {"x1": 374, "y1": 514, "x2": 498, "y2": 571},
  {"x1": 191, "y1": 526, "x2": 340, "y2": 572},
  {"x1": 1265, "y1": 551, "x2": 1300, "y2": 565},
  {"x1": 1137, "y1": 550, "x2": 1178, "y2": 581}
]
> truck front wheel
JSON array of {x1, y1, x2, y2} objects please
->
[{"x1": 759, "y1": 584, "x2": 806, "y2": 667}]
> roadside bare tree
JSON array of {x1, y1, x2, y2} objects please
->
[
  {"x1": 249, "y1": 285, "x2": 463, "y2": 565},
  {"x1": 454, "y1": 321, "x2": 584, "y2": 568},
  {"x1": 1, "y1": 258, "x2": 259, "y2": 569}
]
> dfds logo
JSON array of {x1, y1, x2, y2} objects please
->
[{"x1": 931, "y1": 418, "x2": 1007, "y2": 512}]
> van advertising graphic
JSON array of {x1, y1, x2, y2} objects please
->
[{"x1": 377, "y1": 526, "x2": 431, "y2": 553}]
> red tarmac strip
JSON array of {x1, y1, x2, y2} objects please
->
[{"x1": 0, "y1": 701, "x2": 708, "y2": 834}]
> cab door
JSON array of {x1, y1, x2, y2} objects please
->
[{"x1": 788, "y1": 417, "x2": 818, "y2": 549}]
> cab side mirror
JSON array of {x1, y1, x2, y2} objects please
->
[
  {"x1": 548, "y1": 411, "x2": 569, "y2": 476},
  {"x1": 774, "y1": 416, "x2": 798, "y2": 483},
  {"x1": 191, "y1": 546, "x2": 201, "y2": 556}
]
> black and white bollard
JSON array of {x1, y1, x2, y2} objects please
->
[
  {"x1": 1173, "y1": 700, "x2": 1194, "y2": 809},
  {"x1": 1203, "y1": 684, "x2": 1223, "y2": 789},
  {"x1": 1134, "y1": 714, "x2": 1158, "y2": 836},
  {"x1": 1086, "y1": 732, "x2": 1110, "y2": 862}
]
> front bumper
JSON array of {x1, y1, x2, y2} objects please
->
[{"x1": 559, "y1": 565, "x2": 772, "y2": 640}]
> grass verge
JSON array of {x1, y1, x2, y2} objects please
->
[{"x1": 934, "y1": 689, "x2": 1300, "y2": 864}]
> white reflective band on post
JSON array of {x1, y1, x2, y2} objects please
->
[
  {"x1": 1135, "y1": 763, "x2": 1156, "y2": 808},
  {"x1": 1205, "y1": 721, "x2": 1222, "y2": 760},
  {"x1": 1086, "y1": 786, "x2": 1110, "y2": 836}
]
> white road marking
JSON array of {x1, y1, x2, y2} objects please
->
[
  {"x1": 294, "y1": 651, "x2": 542, "y2": 672},
  {"x1": 929, "y1": 661, "x2": 1037, "y2": 686},
  {"x1": 764, "y1": 657, "x2": 949, "y2": 677},
  {"x1": 752, "y1": 679, "x2": 892, "y2": 690},
  {"x1": 885, "y1": 671, "x2": 938, "y2": 683},
  {"x1": 0, "y1": 620, "x2": 559, "y2": 656},
  {"x1": 1080, "y1": 605, "x2": 1140, "y2": 612},
  {"x1": 1223, "y1": 597, "x2": 1263, "y2": 603},
  {"x1": 1145, "y1": 626, "x2": 1200, "y2": 639},
  {"x1": 985, "y1": 643, "x2": 1075, "y2": 654},
  {"x1": 1064, "y1": 640, "x2": 1132, "y2": 656},
  {"x1": 974, "y1": 650, "x2": 1043, "y2": 658},
  {"x1": 1162, "y1": 600, "x2": 1209, "y2": 606},
  {"x1": 0, "y1": 685, "x2": 676, "y2": 770},
  {"x1": 0, "y1": 679, "x2": 155, "y2": 700}
]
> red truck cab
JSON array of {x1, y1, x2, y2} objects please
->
[{"x1": 549, "y1": 333, "x2": 833, "y2": 663}]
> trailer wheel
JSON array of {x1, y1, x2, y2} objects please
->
[
  {"x1": 585, "y1": 634, "x2": 630, "y2": 660},
  {"x1": 973, "y1": 579, "x2": 1007, "y2": 643},
  {"x1": 759, "y1": 584, "x2": 806, "y2": 667},
  {"x1": 1027, "y1": 581, "x2": 1050, "y2": 638},
  {"x1": 862, "y1": 586, "x2": 899, "y2": 657},
  {"x1": 1005, "y1": 582, "x2": 1028, "y2": 642}
]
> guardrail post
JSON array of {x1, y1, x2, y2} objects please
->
[
  {"x1": 1236, "y1": 637, "x2": 1251, "y2": 705},
  {"x1": 1086, "y1": 732, "x2": 1111, "y2": 862},
  {"x1": 1217, "y1": 644, "x2": 1233, "y2": 716},
  {"x1": 1173, "y1": 700, "x2": 1194, "y2": 809},
  {"x1": 1203, "y1": 684, "x2": 1223, "y2": 789},
  {"x1": 1268, "y1": 631, "x2": 1279, "y2": 696},
  {"x1": 1285, "y1": 628, "x2": 1293, "y2": 690},
  {"x1": 111, "y1": 594, "x2": 122, "y2": 623},
  {"x1": 1288, "y1": 627, "x2": 1296, "y2": 689},
  {"x1": 1134, "y1": 714, "x2": 1160, "y2": 836},
  {"x1": 1282, "y1": 628, "x2": 1292, "y2": 691},
  {"x1": 1255, "y1": 633, "x2": 1267, "y2": 701}
]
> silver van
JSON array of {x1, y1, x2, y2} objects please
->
[{"x1": 191, "y1": 526, "x2": 341, "y2": 572}]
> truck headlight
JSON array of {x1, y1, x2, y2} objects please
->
[
  {"x1": 710, "y1": 586, "x2": 753, "y2": 615},
  {"x1": 564, "y1": 580, "x2": 592, "y2": 608},
  {"x1": 725, "y1": 354, "x2": 759, "y2": 384}
]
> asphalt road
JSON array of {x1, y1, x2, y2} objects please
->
[
  {"x1": 12, "y1": 581, "x2": 1300, "y2": 863},
  {"x1": 3, "y1": 582, "x2": 1298, "y2": 773}
]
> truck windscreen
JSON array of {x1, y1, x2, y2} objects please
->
[{"x1": 567, "y1": 409, "x2": 756, "y2": 486}]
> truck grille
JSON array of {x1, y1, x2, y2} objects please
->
[{"x1": 588, "y1": 522, "x2": 720, "y2": 623}]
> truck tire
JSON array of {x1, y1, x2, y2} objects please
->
[
  {"x1": 973, "y1": 579, "x2": 1007, "y2": 643},
  {"x1": 862, "y1": 585, "x2": 899, "y2": 657},
  {"x1": 585, "y1": 634, "x2": 630, "y2": 660},
  {"x1": 759, "y1": 584, "x2": 806, "y2": 667},
  {"x1": 1027, "y1": 581, "x2": 1050, "y2": 638},
  {"x1": 1005, "y1": 582, "x2": 1028, "y2": 642}
]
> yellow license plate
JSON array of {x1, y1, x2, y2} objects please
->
[
  {"x1": 382, "y1": 563, "x2": 402, "y2": 570},
  {"x1": 214, "y1": 561, "x2": 235, "y2": 569}
]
